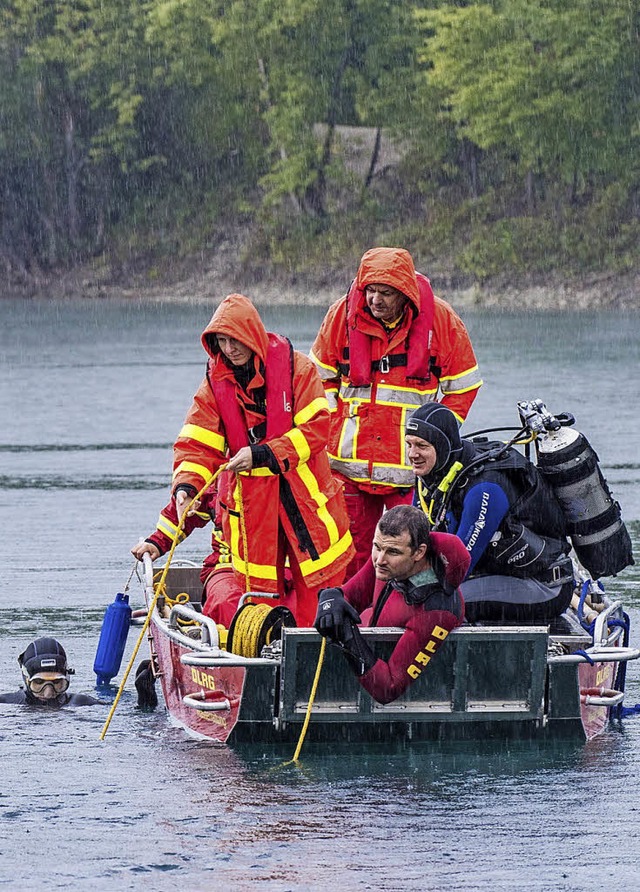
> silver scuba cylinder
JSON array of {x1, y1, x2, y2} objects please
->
[{"x1": 532, "y1": 416, "x2": 634, "y2": 579}]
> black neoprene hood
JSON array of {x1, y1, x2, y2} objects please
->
[{"x1": 405, "y1": 403, "x2": 463, "y2": 472}]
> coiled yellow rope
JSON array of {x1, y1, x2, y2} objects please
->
[
  {"x1": 99, "y1": 466, "x2": 225, "y2": 740},
  {"x1": 162, "y1": 590, "x2": 197, "y2": 626},
  {"x1": 230, "y1": 603, "x2": 272, "y2": 657}
]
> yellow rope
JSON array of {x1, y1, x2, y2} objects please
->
[
  {"x1": 163, "y1": 590, "x2": 196, "y2": 625},
  {"x1": 282, "y1": 636, "x2": 326, "y2": 765},
  {"x1": 228, "y1": 474, "x2": 272, "y2": 658},
  {"x1": 235, "y1": 466, "x2": 324, "y2": 763},
  {"x1": 237, "y1": 475, "x2": 251, "y2": 592},
  {"x1": 99, "y1": 465, "x2": 226, "y2": 741},
  {"x1": 231, "y1": 603, "x2": 272, "y2": 657},
  {"x1": 101, "y1": 459, "x2": 323, "y2": 759}
]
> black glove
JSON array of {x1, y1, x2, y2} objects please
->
[
  {"x1": 338, "y1": 623, "x2": 377, "y2": 678},
  {"x1": 314, "y1": 587, "x2": 361, "y2": 641}
]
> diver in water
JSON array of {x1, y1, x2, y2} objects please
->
[{"x1": 0, "y1": 638, "x2": 101, "y2": 707}]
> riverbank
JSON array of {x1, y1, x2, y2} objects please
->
[{"x1": 3, "y1": 241, "x2": 639, "y2": 311}]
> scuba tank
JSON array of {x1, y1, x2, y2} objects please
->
[
  {"x1": 93, "y1": 592, "x2": 132, "y2": 686},
  {"x1": 518, "y1": 400, "x2": 634, "y2": 579}
]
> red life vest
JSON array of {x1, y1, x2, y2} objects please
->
[{"x1": 346, "y1": 273, "x2": 435, "y2": 386}]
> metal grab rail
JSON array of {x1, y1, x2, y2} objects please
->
[
  {"x1": 548, "y1": 646, "x2": 640, "y2": 665},
  {"x1": 168, "y1": 603, "x2": 220, "y2": 647},
  {"x1": 143, "y1": 552, "x2": 156, "y2": 602},
  {"x1": 237, "y1": 591, "x2": 281, "y2": 610},
  {"x1": 580, "y1": 687, "x2": 625, "y2": 708},
  {"x1": 183, "y1": 690, "x2": 232, "y2": 711},
  {"x1": 180, "y1": 652, "x2": 278, "y2": 668},
  {"x1": 593, "y1": 600, "x2": 624, "y2": 646}
]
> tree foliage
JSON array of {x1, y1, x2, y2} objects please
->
[{"x1": 1, "y1": 0, "x2": 638, "y2": 283}]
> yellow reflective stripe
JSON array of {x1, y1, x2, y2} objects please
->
[
  {"x1": 441, "y1": 380, "x2": 483, "y2": 396},
  {"x1": 439, "y1": 363, "x2": 480, "y2": 383},
  {"x1": 298, "y1": 530, "x2": 354, "y2": 577},
  {"x1": 295, "y1": 463, "x2": 339, "y2": 544},
  {"x1": 439, "y1": 366, "x2": 483, "y2": 393},
  {"x1": 230, "y1": 554, "x2": 279, "y2": 580},
  {"x1": 157, "y1": 516, "x2": 185, "y2": 542},
  {"x1": 178, "y1": 423, "x2": 226, "y2": 453},
  {"x1": 377, "y1": 381, "x2": 436, "y2": 396},
  {"x1": 309, "y1": 350, "x2": 338, "y2": 377},
  {"x1": 371, "y1": 459, "x2": 412, "y2": 472},
  {"x1": 172, "y1": 461, "x2": 212, "y2": 485},
  {"x1": 294, "y1": 396, "x2": 328, "y2": 426},
  {"x1": 226, "y1": 505, "x2": 279, "y2": 579},
  {"x1": 336, "y1": 414, "x2": 359, "y2": 460},
  {"x1": 248, "y1": 467, "x2": 275, "y2": 477},
  {"x1": 227, "y1": 504, "x2": 240, "y2": 562},
  {"x1": 285, "y1": 427, "x2": 311, "y2": 462}
]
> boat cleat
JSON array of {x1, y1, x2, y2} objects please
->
[{"x1": 260, "y1": 639, "x2": 283, "y2": 661}]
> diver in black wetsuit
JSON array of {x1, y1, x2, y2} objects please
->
[{"x1": 0, "y1": 637, "x2": 101, "y2": 707}]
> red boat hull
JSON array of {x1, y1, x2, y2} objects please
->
[
  {"x1": 151, "y1": 614, "x2": 246, "y2": 743},
  {"x1": 578, "y1": 659, "x2": 618, "y2": 741}
]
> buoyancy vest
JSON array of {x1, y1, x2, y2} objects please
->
[
  {"x1": 438, "y1": 441, "x2": 571, "y2": 581},
  {"x1": 209, "y1": 333, "x2": 294, "y2": 451},
  {"x1": 370, "y1": 578, "x2": 463, "y2": 628},
  {"x1": 343, "y1": 273, "x2": 436, "y2": 385}
]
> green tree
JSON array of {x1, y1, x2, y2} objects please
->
[{"x1": 420, "y1": 0, "x2": 640, "y2": 200}]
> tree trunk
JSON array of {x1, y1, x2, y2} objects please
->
[
  {"x1": 64, "y1": 105, "x2": 84, "y2": 252},
  {"x1": 525, "y1": 168, "x2": 535, "y2": 213},
  {"x1": 363, "y1": 127, "x2": 382, "y2": 191},
  {"x1": 460, "y1": 138, "x2": 480, "y2": 198},
  {"x1": 256, "y1": 57, "x2": 303, "y2": 215}
]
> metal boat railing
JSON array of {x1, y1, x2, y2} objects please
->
[{"x1": 548, "y1": 600, "x2": 640, "y2": 665}]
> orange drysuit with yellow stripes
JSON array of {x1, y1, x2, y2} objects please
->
[
  {"x1": 172, "y1": 294, "x2": 354, "y2": 626},
  {"x1": 310, "y1": 247, "x2": 482, "y2": 573}
]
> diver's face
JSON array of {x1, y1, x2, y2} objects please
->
[
  {"x1": 217, "y1": 335, "x2": 253, "y2": 366},
  {"x1": 27, "y1": 673, "x2": 69, "y2": 701},
  {"x1": 406, "y1": 435, "x2": 438, "y2": 477}
]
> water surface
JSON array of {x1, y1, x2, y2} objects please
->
[{"x1": 1, "y1": 298, "x2": 639, "y2": 890}]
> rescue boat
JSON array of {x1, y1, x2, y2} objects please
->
[{"x1": 133, "y1": 555, "x2": 639, "y2": 745}]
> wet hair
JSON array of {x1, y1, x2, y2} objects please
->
[
  {"x1": 377, "y1": 505, "x2": 431, "y2": 552},
  {"x1": 204, "y1": 332, "x2": 220, "y2": 354}
]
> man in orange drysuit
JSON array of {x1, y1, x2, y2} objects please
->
[
  {"x1": 149, "y1": 293, "x2": 354, "y2": 628},
  {"x1": 310, "y1": 246, "x2": 482, "y2": 575}
]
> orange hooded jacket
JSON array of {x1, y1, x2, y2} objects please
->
[
  {"x1": 310, "y1": 247, "x2": 482, "y2": 494},
  {"x1": 172, "y1": 294, "x2": 354, "y2": 593}
]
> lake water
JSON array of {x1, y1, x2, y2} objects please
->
[{"x1": 1, "y1": 297, "x2": 639, "y2": 891}]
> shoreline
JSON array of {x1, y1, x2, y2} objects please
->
[{"x1": 3, "y1": 260, "x2": 639, "y2": 312}]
